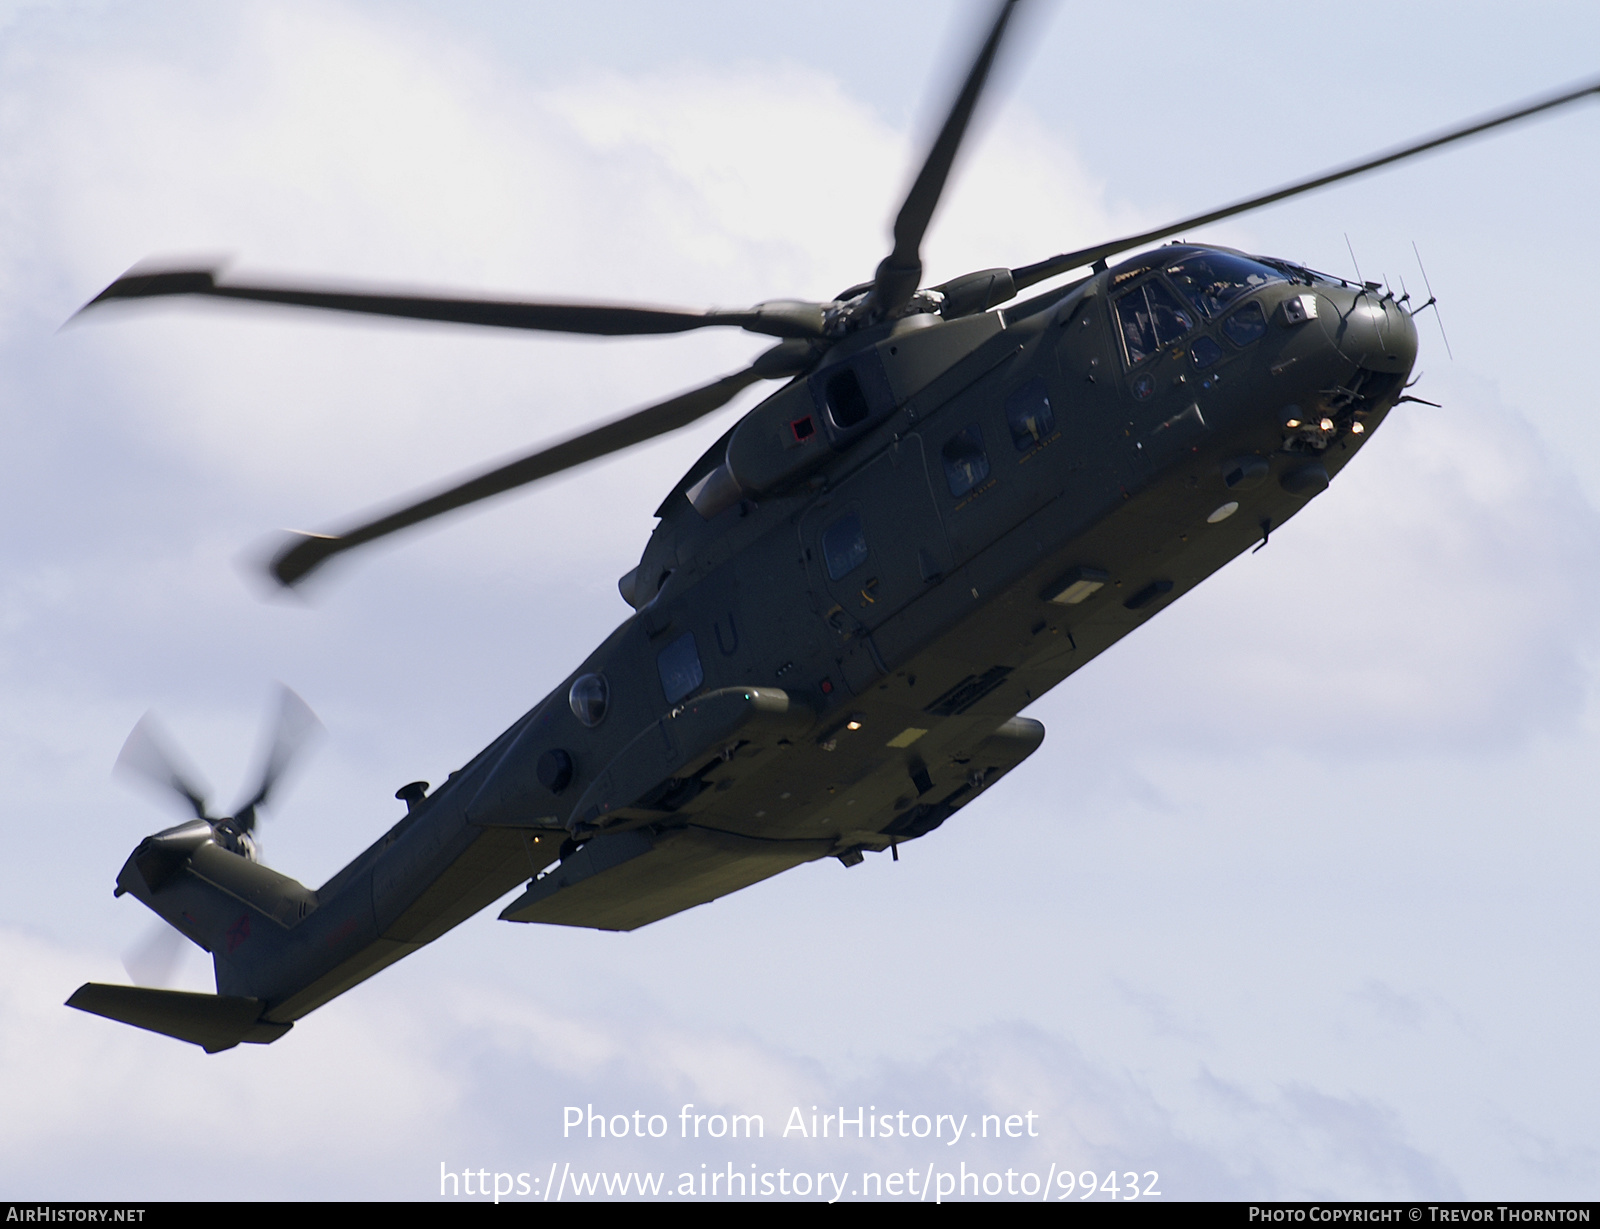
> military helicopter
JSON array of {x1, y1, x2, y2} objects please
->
[{"x1": 65, "y1": 2, "x2": 1600, "y2": 1053}]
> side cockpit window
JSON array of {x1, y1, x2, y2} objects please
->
[
  {"x1": 1190, "y1": 335, "x2": 1223, "y2": 369},
  {"x1": 1116, "y1": 278, "x2": 1194, "y2": 365},
  {"x1": 1222, "y1": 301, "x2": 1268, "y2": 347}
]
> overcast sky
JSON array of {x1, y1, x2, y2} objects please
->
[{"x1": 2, "y1": 0, "x2": 1598, "y2": 1202}]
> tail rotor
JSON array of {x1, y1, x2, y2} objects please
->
[{"x1": 111, "y1": 686, "x2": 322, "y2": 986}]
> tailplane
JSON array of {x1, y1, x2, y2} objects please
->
[{"x1": 65, "y1": 983, "x2": 290, "y2": 1054}]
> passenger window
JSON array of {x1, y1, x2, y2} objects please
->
[
  {"x1": 822, "y1": 511, "x2": 869, "y2": 581},
  {"x1": 1222, "y1": 301, "x2": 1268, "y2": 347},
  {"x1": 568, "y1": 674, "x2": 609, "y2": 726},
  {"x1": 1163, "y1": 252, "x2": 1285, "y2": 318},
  {"x1": 657, "y1": 631, "x2": 704, "y2": 704},
  {"x1": 942, "y1": 425, "x2": 990, "y2": 496},
  {"x1": 1190, "y1": 336, "x2": 1223, "y2": 369},
  {"x1": 1005, "y1": 379, "x2": 1055, "y2": 451},
  {"x1": 1115, "y1": 278, "x2": 1194, "y2": 365}
]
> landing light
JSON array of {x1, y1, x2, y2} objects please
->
[
  {"x1": 1319, "y1": 418, "x2": 1334, "y2": 432},
  {"x1": 1350, "y1": 421, "x2": 1365, "y2": 434},
  {"x1": 1047, "y1": 566, "x2": 1109, "y2": 606},
  {"x1": 846, "y1": 720, "x2": 863, "y2": 731},
  {"x1": 1285, "y1": 418, "x2": 1301, "y2": 429}
]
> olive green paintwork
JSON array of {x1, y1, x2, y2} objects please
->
[
  {"x1": 75, "y1": 256, "x2": 1417, "y2": 1051},
  {"x1": 65, "y1": 0, "x2": 1597, "y2": 1050}
]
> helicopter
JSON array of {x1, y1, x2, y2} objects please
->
[{"x1": 63, "y1": 2, "x2": 1600, "y2": 1053}]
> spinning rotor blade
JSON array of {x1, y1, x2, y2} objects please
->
[
  {"x1": 122, "y1": 922, "x2": 187, "y2": 989},
  {"x1": 114, "y1": 714, "x2": 210, "y2": 819},
  {"x1": 269, "y1": 353, "x2": 797, "y2": 587},
  {"x1": 77, "y1": 268, "x2": 828, "y2": 341},
  {"x1": 872, "y1": 0, "x2": 1021, "y2": 317},
  {"x1": 1011, "y1": 73, "x2": 1600, "y2": 293},
  {"x1": 235, "y1": 686, "x2": 322, "y2": 823}
]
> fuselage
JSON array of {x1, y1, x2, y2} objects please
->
[
  {"x1": 476, "y1": 244, "x2": 1417, "y2": 858},
  {"x1": 122, "y1": 244, "x2": 1419, "y2": 1029}
]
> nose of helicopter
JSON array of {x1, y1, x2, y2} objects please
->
[{"x1": 1318, "y1": 287, "x2": 1418, "y2": 375}]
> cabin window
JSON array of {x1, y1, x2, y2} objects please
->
[
  {"x1": 657, "y1": 632, "x2": 704, "y2": 705},
  {"x1": 1162, "y1": 251, "x2": 1285, "y2": 318},
  {"x1": 1005, "y1": 378, "x2": 1055, "y2": 450},
  {"x1": 942, "y1": 425, "x2": 990, "y2": 496},
  {"x1": 1221, "y1": 301, "x2": 1268, "y2": 347},
  {"x1": 1115, "y1": 278, "x2": 1194, "y2": 365},
  {"x1": 569, "y1": 674, "x2": 609, "y2": 726},
  {"x1": 1190, "y1": 335, "x2": 1224, "y2": 369},
  {"x1": 822, "y1": 511, "x2": 869, "y2": 580}
]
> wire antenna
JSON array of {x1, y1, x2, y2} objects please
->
[
  {"x1": 1410, "y1": 241, "x2": 1453, "y2": 359},
  {"x1": 1344, "y1": 233, "x2": 1364, "y2": 286}
]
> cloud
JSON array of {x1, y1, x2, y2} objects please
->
[{"x1": 5, "y1": 924, "x2": 1466, "y2": 1200}]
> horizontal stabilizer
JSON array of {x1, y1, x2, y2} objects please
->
[{"x1": 66, "y1": 983, "x2": 291, "y2": 1053}]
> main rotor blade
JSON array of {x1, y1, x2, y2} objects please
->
[
  {"x1": 872, "y1": 0, "x2": 1021, "y2": 316},
  {"x1": 77, "y1": 269, "x2": 828, "y2": 340},
  {"x1": 269, "y1": 358, "x2": 787, "y2": 588},
  {"x1": 236, "y1": 686, "x2": 322, "y2": 822},
  {"x1": 1011, "y1": 73, "x2": 1600, "y2": 293},
  {"x1": 115, "y1": 715, "x2": 210, "y2": 820}
]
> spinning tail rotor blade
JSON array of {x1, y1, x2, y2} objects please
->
[
  {"x1": 236, "y1": 686, "x2": 322, "y2": 822},
  {"x1": 114, "y1": 714, "x2": 210, "y2": 820},
  {"x1": 75, "y1": 268, "x2": 829, "y2": 341},
  {"x1": 122, "y1": 922, "x2": 187, "y2": 989},
  {"x1": 267, "y1": 347, "x2": 806, "y2": 588},
  {"x1": 1010, "y1": 73, "x2": 1600, "y2": 293},
  {"x1": 872, "y1": 0, "x2": 1021, "y2": 317}
]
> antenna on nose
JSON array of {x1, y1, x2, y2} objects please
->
[
  {"x1": 1344, "y1": 233, "x2": 1364, "y2": 286},
  {"x1": 1409, "y1": 240, "x2": 1453, "y2": 360}
]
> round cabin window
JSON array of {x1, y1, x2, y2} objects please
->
[{"x1": 569, "y1": 674, "x2": 609, "y2": 726}]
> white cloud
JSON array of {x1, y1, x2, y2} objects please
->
[{"x1": 4, "y1": 925, "x2": 1467, "y2": 1200}]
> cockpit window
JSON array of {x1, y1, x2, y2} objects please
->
[
  {"x1": 1221, "y1": 301, "x2": 1268, "y2": 347},
  {"x1": 1162, "y1": 252, "x2": 1285, "y2": 318},
  {"x1": 1259, "y1": 257, "x2": 1344, "y2": 287},
  {"x1": 1190, "y1": 335, "x2": 1223, "y2": 369},
  {"x1": 1115, "y1": 278, "x2": 1194, "y2": 365}
]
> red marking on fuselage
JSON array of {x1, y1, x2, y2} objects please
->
[{"x1": 326, "y1": 917, "x2": 361, "y2": 948}]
